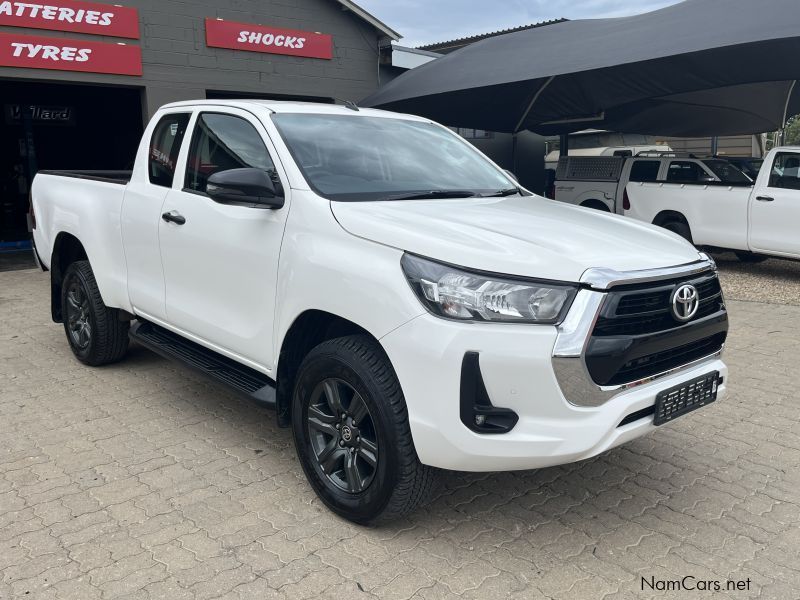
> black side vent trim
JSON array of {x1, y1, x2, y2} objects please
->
[{"x1": 460, "y1": 352, "x2": 519, "y2": 434}]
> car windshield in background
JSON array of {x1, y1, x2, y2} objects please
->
[
  {"x1": 702, "y1": 159, "x2": 753, "y2": 184},
  {"x1": 271, "y1": 113, "x2": 514, "y2": 201}
]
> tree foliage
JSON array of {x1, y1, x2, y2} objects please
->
[{"x1": 784, "y1": 115, "x2": 800, "y2": 146}]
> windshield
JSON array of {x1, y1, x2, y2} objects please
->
[
  {"x1": 271, "y1": 113, "x2": 514, "y2": 201},
  {"x1": 702, "y1": 159, "x2": 753, "y2": 184}
]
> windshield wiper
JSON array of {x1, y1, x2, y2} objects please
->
[
  {"x1": 383, "y1": 190, "x2": 479, "y2": 201},
  {"x1": 482, "y1": 187, "x2": 522, "y2": 197}
]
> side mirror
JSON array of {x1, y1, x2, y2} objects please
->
[
  {"x1": 504, "y1": 169, "x2": 519, "y2": 183},
  {"x1": 206, "y1": 168, "x2": 284, "y2": 209}
]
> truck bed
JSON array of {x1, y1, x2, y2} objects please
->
[{"x1": 37, "y1": 170, "x2": 133, "y2": 185}]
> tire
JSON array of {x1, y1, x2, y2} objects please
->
[
  {"x1": 291, "y1": 335, "x2": 436, "y2": 525},
  {"x1": 735, "y1": 251, "x2": 768, "y2": 263},
  {"x1": 662, "y1": 220, "x2": 693, "y2": 244},
  {"x1": 61, "y1": 260, "x2": 129, "y2": 366}
]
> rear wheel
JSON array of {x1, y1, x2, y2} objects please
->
[
  {"x1": 291, "y1": 335, "x2": 436, "y2": 524},
  {"x1": 735, "y1": 251, "x2": 768, "y2": 263},
  {"x1": 662, "y1": 220, "x2": 693, "y2": 244},
  {"x1": 61, "y1": 260, "x2": 129, "y2": 366}
]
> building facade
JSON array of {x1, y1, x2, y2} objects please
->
[{"x1": 0, "y1": 0, "x2": 398, "y2": 244}]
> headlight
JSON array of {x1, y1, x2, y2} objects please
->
[{"x1": 401, "y1": 254, "x2": 577, "y2": 324}]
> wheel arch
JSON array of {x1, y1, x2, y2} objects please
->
[
  {"x1": 50, "y1": 232, "x2": 89, "y2": 323},
  {"x1": 275, "y1": 310, "x2": 385, "y2": 427},
  {"x1": 652, "y1": 210, "x2": 689, "y2": 228},
  {"x1": 580, "y1": 199, "x2": 612, "y2": 212}
]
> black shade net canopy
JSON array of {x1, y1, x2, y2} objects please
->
[{"x1": 360, "y1": 0, "x2": 800, "y2": 137}]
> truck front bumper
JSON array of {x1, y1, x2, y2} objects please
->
[{"x1": 381, "y1": 311, "x2": 727, "y2": 473}]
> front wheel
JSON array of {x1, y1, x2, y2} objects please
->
[
  {"x1": 291, "y1": 335, "x2": 436, "y2": 524},
  {"x1": 662, "y1": 220, "x2": 693, "y2": 244},
  {"x1": 61, "y1": 260, "x2": 129, "y2": 366}
]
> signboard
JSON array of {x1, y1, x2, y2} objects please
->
[
  {"x1": 5, "y1": 104, "x2": 76, "y2": 125},
  {"x1": 0, "y1": 33, "x2": 143, "y2": 75},
  {"x1": 0, "y1": 0, "x2": 140, "y2": 39},
  {"x1": 205, "y1": 18, "x2": 333, "y2": 60}
]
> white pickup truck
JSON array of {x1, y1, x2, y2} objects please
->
[
  {"x1": 31, "y1": 100, "x2": 729, "y2": 523},
  {"x1": 625, "y1": 147, "x2": 800, "y2": 262}
]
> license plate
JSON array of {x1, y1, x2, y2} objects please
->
[{"x1": 654, "y1": 372, "x2": 719, "y2": 426}]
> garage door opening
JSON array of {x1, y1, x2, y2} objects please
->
[
  {"x1": 0, "y1": 80, "x2": 144, "y2": 244},
  {"x1": 207, "y1": 89, "x2": 335, "y2": 104}
]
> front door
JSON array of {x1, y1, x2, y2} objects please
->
[
  {"x1": 158, "y1": 109, "x2": 290, "y2": 373},
  {"x1": 749, "y1": 151, "x2": 800, "y2": 258}
]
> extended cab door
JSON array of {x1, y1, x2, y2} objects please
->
[
  {"x1": 158, "y1": 108, "x2": 290, "y2": 373},
  {"x1": 121, "y1": 111, "x2": 192, "y2": 320},
  {"x1": 749, "y1": 151, "x2": 800, "y2": 257}
]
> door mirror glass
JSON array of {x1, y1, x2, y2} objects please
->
[{"x1": 206, "y1": 168, "x2": 285, "y2": 208}]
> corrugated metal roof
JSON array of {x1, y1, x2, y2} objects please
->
[
  {"x1": 334, "y1": 0, "x2": 401, "y2": 41},
  {"x1": 417, "y1": 19, "x2": 567, "y2": 54}
]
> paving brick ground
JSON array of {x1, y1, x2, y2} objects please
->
[{"x1": 1, "y1": 267, "x2": 798, "y2": 600}]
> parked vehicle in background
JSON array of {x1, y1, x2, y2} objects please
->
[
  {"x1": 30, "y1": 100, "x2": 729, "y2": 524},
  {"x1": 554, "y1": 153, "x2": 751, "y2": 212},
  {"x1": 720, "y1": 156, "x2": 764, "y2": 180},
  {"x1": 544, "y1": 144, "x2": 672, "y2": 171},
  {"x1": 624, "y1": 147, "x2": 800, "y2": 262}
]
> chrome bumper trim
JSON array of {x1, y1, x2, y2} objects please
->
[{"x1": 553, "y1": 258, "x2": 724, "y2": 408}]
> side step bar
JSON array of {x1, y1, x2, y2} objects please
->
[{"x1": 130, "y1": 320, "x2": 276, "y2": 409}]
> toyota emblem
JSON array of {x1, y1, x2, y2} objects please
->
[
  {"x1": 341, "y1": 426, "x2": 353, "y2": 442},
  {"x1": 671, "y1": 284, "x2": 700, "y2": 322}
]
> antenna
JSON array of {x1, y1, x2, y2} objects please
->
[{"x1": 334, "y1": 98, "x2": 360, "y2": 111}]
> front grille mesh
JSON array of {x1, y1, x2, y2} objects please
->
[
  {"x1": 594, "y1": 274, "x2": 724, "y2": 337},
  {"x1": 587, "y1": 272, "x2": 727, "y2": 386}
]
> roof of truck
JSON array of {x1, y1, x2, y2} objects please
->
[{"x1": 160, "y1": 99, "x2": 428, "y2": 120}]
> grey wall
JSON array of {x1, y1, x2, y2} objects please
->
[
  {"x1": 469, "y1": 132, "x2": 546, "y2": 195},
  {"x1": 0, "y1": 0, "x2": 384, "y2": 120}
]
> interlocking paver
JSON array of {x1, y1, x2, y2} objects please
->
[{"x1": 2, "y1": 266, "x2": 800, "y2": 599}]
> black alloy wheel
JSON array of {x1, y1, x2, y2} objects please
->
[
  {"x1": 291, "y1": 335, "x2": 436, "y2": 524},
  {"x1": 60, "y1": 260, "x2": 129, "y2": 366},
  {"x1": 306, "y1": 378, "x2": 379, "y2": 494},
  {"x1": 65, "y1": 278, "x2": 92, "y2": 351}
]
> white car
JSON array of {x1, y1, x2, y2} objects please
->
[
  {"x1": 554, "y1": 154, "x2": 751, "y2": 213},
  {"x1": 30, "y1": 100, "x2": 729, "y2": 523},
  {"x1": 625, "y1": 147, "x2": 800, "y2": 262}
]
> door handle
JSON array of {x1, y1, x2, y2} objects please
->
[
  {"x1": 756, "y1": 196, "x2": 774, "y2": 202},
  {"x1": 161, "y1": 211, "x2": 186, "y2": 225}
]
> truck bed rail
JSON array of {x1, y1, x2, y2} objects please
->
[{"x1": 37, "y1": 170, "x2": 132, "y2": 185}]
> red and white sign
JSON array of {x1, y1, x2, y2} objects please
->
[
  {"x1": 205, "y1": 18, "x2": 332, "y2": 60},
  {"x1": 0, "y1": 33, "x2": 142, "y2": 75},
  {"x1": 0, "y1": 0, "x2": 139, "y2": 39}
]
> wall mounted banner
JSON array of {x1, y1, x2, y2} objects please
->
[
  {"x1": 0, "y1": 33, "x2": 143, "y2": 75},
  {"x1": 205, "y1": 18, "x2": 333, "y2": 60},
  {"x1": 0, "y1": 1, "x2": 140, "y2": 39}
]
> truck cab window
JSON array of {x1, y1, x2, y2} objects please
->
[
  {"x1": 629, "y1": 160, "x2": 660, "y2": 182},
  {"x1": 149, "y1": 113, "x2": 190, "y2": 187},
  {"x1": 768, "y1": 153, "x2": 800, "y2": 190},
  {"x1": 666, "y1": 161, "x2": 707, "y2": 183},
  {"x1": 185, "y1": 113, "x2": 276, "y2": 194}
]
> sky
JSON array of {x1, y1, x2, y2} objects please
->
[{"x1": 356, "y1": 0, "x2": 683, "y2": 47}]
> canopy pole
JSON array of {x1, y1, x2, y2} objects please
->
[
  {"x1": 514, "y1": 75, "x2": 555, "y2": 133},
  {"x1": 559, "y1": 134, "x2": 569, "y2": 158},
  {"x1": 783, "y1": 79, "x2": 797, "y2": 126}
]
